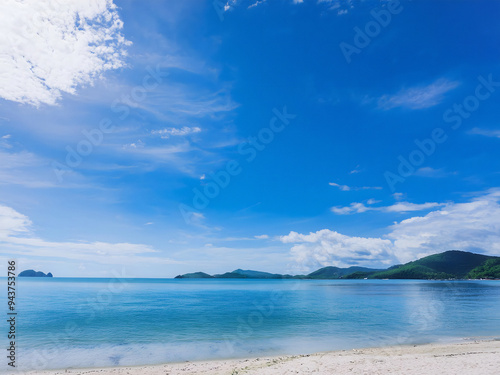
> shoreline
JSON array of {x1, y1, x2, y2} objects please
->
[{"x1": 23, "y1": 338, "x2": 500, "y2": 375}]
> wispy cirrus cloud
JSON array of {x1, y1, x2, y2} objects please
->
[
  {"x1": 0, "y1": 147, "x2": 62, "y2": 188},
  {"x1": 254, "y1": 234, "x2": 270, "y2": 239},
  {"x1": 469, "y1": 127, "x2": 500, "y2": 139},
  {"x1": 329, "y1": 182, "x2": 382, "y2": 191},
  {"x1": 0, "y1": 203, "x2": 177, "y2": 266},
  {"x1": 0, "y1": 204, "x2": 32, "y2": 238},
  {"x1": 377, "y1": 79, "x2": 460, "y2": 110},
  {"x1": 414, "y1": 167, "x2": 454, "y2": 178},
  {"x1": 331, "y1": 200, "x2": 444, "y2": 215},
  {"x1": 224, "y1": 0, "x2": 354, "y2": 14},
  {"x1": 151, "y1": 126, "x2": 202, "y2": 139},
  {"x1": 0, "y1": 0, "x2": 130, "y2": 107},
  {"x1": 248, "y1": 0, "x2": 267, "y2": 8}
]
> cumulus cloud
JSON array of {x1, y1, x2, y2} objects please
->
[
  {"x1": 389, "y1": 190, "x2": 500, "y2": 263},
  {"x1": 378, "y1": 79, "x2": 460, "y2": 110},
  {"x1": 285, "y1": 190, "x2": 500, "y2": 270},
  {"x1": 281, "y1": 229, "x2": 394, "y2": 270},
  {"x1": 0, "y1": 0, "x2": 130, "y2": 106}
]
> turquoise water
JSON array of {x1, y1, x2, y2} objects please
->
[{"x1": 4, "y1": 278, "x2": 500, "y2": 371}]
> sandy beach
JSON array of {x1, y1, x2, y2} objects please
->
[{"x1": 26, "y1": 339, "x2": 500, "y2": 375}]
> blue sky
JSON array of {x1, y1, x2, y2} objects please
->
[{"x1": 1, "y1": 0, "x2": 500, "y2": 277}]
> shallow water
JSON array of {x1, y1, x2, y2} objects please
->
[{"x1": 5, "y1": 278, "x2": 500, "y2": 371}]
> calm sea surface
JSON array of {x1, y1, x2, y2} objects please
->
[{"x1": 3, "y1": 278, "x2": 500, "y2": 371}]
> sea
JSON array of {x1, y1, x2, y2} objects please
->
[{"x1": 3, "y1": 278, "x2": 500, "y2": 371}]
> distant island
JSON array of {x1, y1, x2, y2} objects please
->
[
  {"x1": 19, "y1": 270, "x2": 53, "y2": 277},
  {"x1": 175, "y1": 251, "x2": 500, "y2": 280}
]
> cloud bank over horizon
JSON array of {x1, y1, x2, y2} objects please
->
[{"x1": 282, "y1": 190, "x2": 500, "y2": 271}]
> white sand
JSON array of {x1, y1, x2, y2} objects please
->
[{"x1": 25, "y1": 340, "x2": 500, "y2": 375}]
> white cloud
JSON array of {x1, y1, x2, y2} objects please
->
[
  {"x1": 329, "y1": 182, "x2": 382, "y2": 191},
  {"x1": 0, "y1": 205, "x2": 32, "y2": 238},
  {"x1": 224, "y1": 0, "x2": 238, "y2": 11},
  {"x1": 0, "y1": 0, "x2": 130, "y2": 106},
  {"x1": 0, "y1": 204, "x2": 176, "y2": 265},
  {"x1": 285, "y1": 190, "x2": 500, "y2": 270},
  {"x1": 331, "y1": 202, "x2": 372, "y2": 215},
  {"x1": 329, "y1": 182, "x2": 351, "y2": 191},
  {"x1": 383, "y1": 201, "x2": 444, "y2": 213},
  {"x1": 254, "y1": 234, "x2": 269, "y2": 239},
  {"x1": 151, "y1": 126, "x2": 202, "y2": 139},
  {"x1": 388, "y1": 189, "x2": 500, "y2": 263},
  {"x1": 469, "y1": 127, "x2": 500, "y2": 139},
  {"x1": 414, "y1": 167, "x2": 452, "y2": 178},
  {"x1": 281, "y1": 229, "x2": 394, "y2": 270},
  {"x1": 0, "y1": 149, "x2": 61, "y2": 188},
  {"x1": 349, "y1": 168, "x2": 361, "y2": 174},
  {"x1": 226, "y1": 0, "x2": 353, "y2": 13},
  {"x1": 248, "y1": 0, "x2": 266, "y2": 8},
  {"x1": 124, "y1": 140, "x2": 145, "y2": 149},
  {"x1": 393, "y1": 192, "x2": 405, "y2": 201},
  {"x1": 331, "y1": 200, "x2": 444, "y2": 215},
  {"x1": 378, "y1": 79, "x2": 460, "y2": 110}
]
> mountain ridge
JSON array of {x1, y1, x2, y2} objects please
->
[{"x1": 174, "y1": 251, "x2": 500, "y2": 280}]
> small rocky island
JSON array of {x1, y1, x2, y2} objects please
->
[{"x1": 19, "y1": 270, "x2": 53, "y2": 277}]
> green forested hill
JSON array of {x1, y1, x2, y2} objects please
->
[
  {"x1": 363, "y1": 251, "x2": 499, "y2": 279},
  {"x1": 467, "y1": 258, "x2": 500, "y2": 279},
  {"x1": 307, "y1": 266, "x2": 382, "y2": 279}
]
